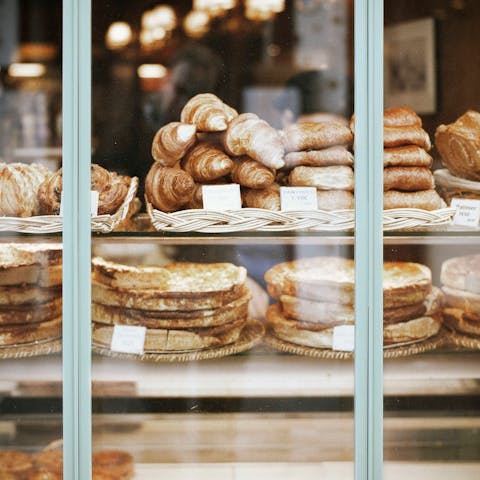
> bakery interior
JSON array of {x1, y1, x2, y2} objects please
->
[{"x1": 1, "y1": 0, "x2": 480, "y2": 478}]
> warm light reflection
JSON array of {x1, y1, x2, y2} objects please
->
[
  {"x1": 137, "y1": 64, "x2": 168, "y2": 79},
  {"x1": 245, "y1": 0, "x2": 285, "y2": 20},
  {"x1": 184, "y1": 10, "x2": 210, "y2": 38},
  {"x1": 152, "y1": 5, "x2": 177, "y2": 30},
  {"x1": 194, "y1": 0, "x2": 236, "y2": 15},
  {"x1": 8, "y1": 63, "x2": 46, "y2": 78},
  {"x1": 105, "y1": 21, "x2": 133, "y2": 50}
]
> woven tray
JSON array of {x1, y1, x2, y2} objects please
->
[
  {"x1": 263, "y1": 328, "x2": 447, "y2": 360},
  {"x1": 92, "y1": 318, "x2": 264, "y2": 362},
  {"x1": 444, "y1": 330, "x2": 480, "y2": 351},
  {"x1": 0, "y1": 177, "x2": 139, "y2": 234},
  {"x1": 0, "y1": 337, "x2": 62, "y2": 359},
  {"x1": 147, "y1": 202, "x2": 455, "y2": 233}
]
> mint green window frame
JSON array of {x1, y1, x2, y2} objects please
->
[{"x1": 61, "y1": 0, "x2": 385, "y2": 479}]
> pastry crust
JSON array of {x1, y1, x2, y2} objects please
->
[
  {"x1": 0, "y1": 316, "x2": 61, "y2": 346},
  {"x1": 145, "y1": 163, "x2": 195, "y2": 212},
  {"x1": 0, "y1": 298, "x2": 62, "y2": 325},
  {"x1": 442, "y1": 286, "x2": 480, "y2": 316},
  {"x1": 92, "y1": 450, "x2": 134, "y2": 480},
  {"x1": 0, "y1": 450, "x2": 33, "y2": 476},
  {"x1": 435, "y1": 110, "x2": 480, "y2": 182},
  {"x1": 443, "y1": 307, "x2": 480, "y2": 336},
  {"x1": 384, "y1": 146, "x2": 433, "y2": 168},
  {"x1": 223, "y1": 113, "x2": 285, "y2": 169},
  {"x1": 0, "y1": 162, "x2": 51, "y2": 217},
  {"x1": 152, "y1": 122, "x2": 197, "y2": 166},
  {"x1": 350, "y1": 106, "x2": 422, "y2": 132},
  {"x1": 440, "y1": 254, "x2": 480, "y2": 293},
  {"x1": 0, "y1": 285, "x2": 61, "y2": 306},
  {"x1": 316, "y1": 190, "x2": 354, "y2": 210},
  {"x1": 383, "y1": 167, "x2": 435, "y2": 192},
  {"x1": 289, "y1": 166, "x2": 354, "y2": 191},
  {"x1": 284, "y1": 147, "x2": 354, "y2": 169},
  {"x1": 242, "y1": 184, "x2": 281, "y2": 211},
  {"x1": 384, "y1": 126, "x2": 432, "y2": 150},
  {"x1": 181, "y1": 142, "x2": 234, "y2": 182},
  {"x1": 92, "y1": 292, "x2": 250, "y2": 329},
  {"x1": 383, "y1": 315, "x2": 441, "y2": 345},
  {"x1": 181, "y1": 93, "x2": 237, "y2": 132},
  {"x1": 231, "y1": 157, "x2": 275, "y2": 189},
  {"x1": 282, "y1": 122, "x2": 353, "y2": 153},
  {"x1": 383, "y1": 189, "x2": 446, "y2": 211},
  {"x1": 33, "y1": 450, "x2": 63, "y2": 475}
]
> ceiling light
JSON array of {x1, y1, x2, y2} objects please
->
[
  {"x1": 152, "y1": 5, "x2": 177, "y2": 31},
  {"x1": 137, "y1": 64, "x2": 168, "y2": 79},
  {"x1": 105, "y1": 22, "x2": 133, "y2": 50},
  {"x1": 194, "y1": 0, "x2": 236, "y2": 16},
  {"x1": 8, "y1": 63, "x2": 46, "y2": 78},
  {"x1": 184, "y1": 10, "x2": 210, "y2": 38}
]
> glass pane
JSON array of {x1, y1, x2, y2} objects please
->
[
  {"x1": 0, "y1": 0, "x2": 63, "y2": 476},
  {"x1": 91, "y1": 1, "x2": 356, "y2": 479},
  {"x1": 384, "y1": 1, "x2": 480, "y2": 478}
]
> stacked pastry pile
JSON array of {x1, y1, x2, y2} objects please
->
[
  {"x1": 91, "y1": 257, "x2": 252, "y2": 353},
  {"x1": 264, "y1": 257, "x2": 443, "y2": 350},
  {"x1": 441, "y1": 254, "x2": 480, "y2": 339},
  {"x1": 278, "y1": 121, "x2": 355, "y2": 211},
  {"x1": 351, "y1": 106, "x2": 445, "y2": 210},
  {"x1": 0, "y1": 448, "x2": 134, "y2": 479},
  {"x1": 434, "y1": 110, "x2": 480, "y2": 203},
  {"x1": 0, "y1": 243, "x2": 62, "y2": 349}
]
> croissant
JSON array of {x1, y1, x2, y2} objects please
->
[
  {"x1": 145, "y1": 163, "x2": 195, "y2": 212},
  {"x1": 350, "y1": 106, "x2": 422, "y2": 132},
  {"x1": 181, "y1": 142, "x2": 234, "y2": 182},
  {"x1": 384, "y1": 126, "x2": 432, "y2": 150},
  {"x1": 242, "y1": 184, "x2": 281, "y2": 211},
  {"x1": 151, "y1": 122, "x2": 197, "y2": 166},
  {"x1": 384, "y1": 146, "x2": 433, "y2": 168},
  {"x1": 383, "y1": 167, "x2": 435, "y2": 192},
  {"x1": 223, "y1": 113, "x2": 285, "y2": 169},
  {"x1": 0, "y1": 162, "x2": 51, "y2": 217},
  {"x1": 284, "y1": 147, "x2": 354, "y2": 169},
  {"x1": 384, "y1": 190, "x2": 446, "y2": 211},
  {"x1": 38, "y1": 164, "x2": 130, "y2": 215},
  {"x1": 282, "y1": 122, "x2": 353, "y2": 153},
  {"x1": 231, "y1": 156, "x2": 275, "y2": 189},
  {"x1": 181, "y1": 93, "x2": 238, "y2": 132},
  {"x1": 289, "y1": 166, "x2": 355, "y2": 191}
]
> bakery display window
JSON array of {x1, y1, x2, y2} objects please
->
[{"x1": 1, "y1": 0, "x2": 480, "y2": 478}]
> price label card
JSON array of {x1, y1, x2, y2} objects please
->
[
  {"x1": 280, "y1": 187, "x2": 317, "y2": 211},
  {"x1": 110, "y1": 325, "x2": 147, "y2": 355},
  {"x1": 451, "y1": 198, "x2": 480, "y2": 227},
  {"x1": 59, "y1": 191, "x2": 99, "y2": 217},
  {"x1": 332, "y1": 325, "x2": 355, "y2": 352},
  {"x1": 202, "y1": 184, "x2": 242, "y2": 210}
]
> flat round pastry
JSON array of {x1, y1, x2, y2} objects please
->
[
  {"x1": 92, "y1": 281, "x2": 245, "y2": 311},
  {"x1": 383, "y1": 167, "x2": 434, "y2": 192},
  {"x1": 33, "y1": 450, "x2": 62, "y2": 475},
  {"x1": 289, "y1": 165, "x2": 355, "y2": 191},
  {"x1": 443, "y1": 308, "x2": 480, "y2": 336},
  {"x1": 383, "y1": 146, "x2": 433, "y2": 168},
  {"x1": 265, "y1": 257, "x2": 355, "y2": 304},
  {"x1": 0, "y1": 317, "x2": 61, "y2": 346},
  {"x1": 0, "y1": 264, "x2": 62, "y2": 288},
  {"x1": 92, "y1": 292, "x2": 250, "y2": 328},
  {"x1": 280, "y1": 295, "x2": 354, "y2": 324},
  {"x1": 92, "y1": 450, "x2": 134, "y2": 479},
  {"x1": 0, "y1": 243, "x2": 62, "y2": 268},
  {"x1": 0, "y1": 298, "x2": 62, "y2": 325},
  {"x1": 316, "y1": 190, "x2": 355, "y2": 211},
  {"x1": 284, "y1": 147, "x2": 354, "y2": 169},
  {"x1": 0, "y1": 450, "x2": 33, "y2": 475},
  {"x1": 383, "y1": 189, "x2": 446, "y2": 210},
  {"x1": 93, "y1": 317, "x2": 247, "y2": 352},
  {"x1": 383, "y1": 315, "x2": 442, "y2": 345},
  {"x1": 442, "y1": 286, "x2": 480, "y2": 316},
  {"x1": 0, "y1": 285, "x2": 61, "y2": 306},
  {"x1": 440, "y1": 254, "x2": 480, "y2": 293}
]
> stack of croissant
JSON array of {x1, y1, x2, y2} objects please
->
[{"x1": 350, "y1": 106, "x2": 445, "y2": 211}]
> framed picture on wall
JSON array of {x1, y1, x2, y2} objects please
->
[{"x1": 384, "y1": 17, "x2": 436, "y2": 114}]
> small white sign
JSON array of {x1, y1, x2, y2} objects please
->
[
  {"x1": 280, "y1": 187, "x2": 317, "y2": 211},
  {"x1": 110, "y1": 325, "x2": 147, "y2": 355},
  {"x1": 451, "y1": 198, "x2": 480, "y2": 228},
  {"x1": 332, "y1": 325, "x2": 355, "y2": 352},
  {"x1": 202, "y1": 184, "x2": 242, "y2": 211},
  {"x1": 59, "y1": 190, "x2": 99, "y2": 217}
]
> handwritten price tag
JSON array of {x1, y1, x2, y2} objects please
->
[
  {"x1": 451, "y1": 198, "x2": 480, "y2": 227},
  {"x1": 202, "y1": 184, "x2": 242, "y2": 211},
  {"x1": 110, "y1": 325, "x2": 147, "y2": 355},
  {"x1": 280, "y1": 187, "x2": 317, "y2": 211},
  {"x1": 332, "y1": 325, "x2": 355, "y2": 352}
]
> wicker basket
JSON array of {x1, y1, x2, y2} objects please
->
[
  {"x1": 0, "y1": 177, "x2": 139, "y2": 234},
  {"x1": 147, "y1": 201, "x2": 455, "y2": 233}
]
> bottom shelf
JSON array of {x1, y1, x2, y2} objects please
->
[{"x1": 132, "y1": 462, "x2": 480, "y2": 480}]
